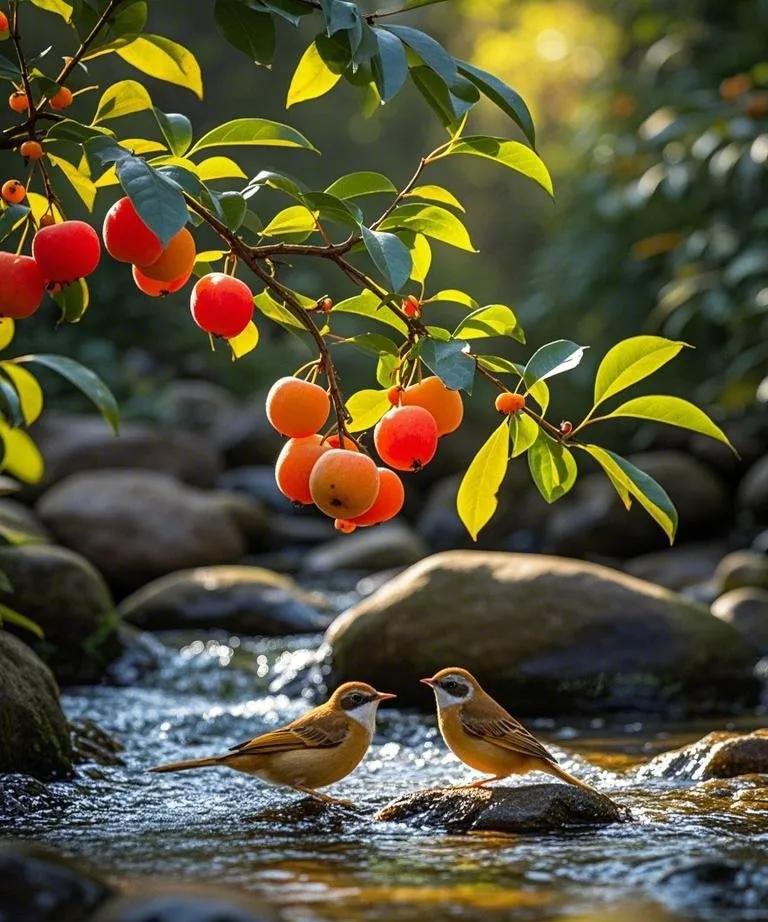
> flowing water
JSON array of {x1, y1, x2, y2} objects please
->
[{"x1": 2, "y1": 577, "x2": 768, "y2": 922}]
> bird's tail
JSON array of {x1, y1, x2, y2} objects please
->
[
  {"x1": 546, "y1": 762, "x2": 600, "y2": 795},
  {"x1": 149, "y1": 755, "x2": 224, "y2": 773}
]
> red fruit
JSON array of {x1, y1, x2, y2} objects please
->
[
  {"x1": 0, "y1": 11, "x2": 9, "y2": 39},
  {"x1": 9, "y1": 91, "x2": 28, "y2": 113},
  {"x1": 309, "y1": 449, "x2": 380, "y2": 518},
  {"x1": 139, "y1": 226, "x2": 195, "y2": 282},
  {"x1": 103, "y1": 197, "x2": 163, "y2": 266},
  {"x1": 560, "y1": 420, "x2": 573, "y2": 435},
  {"x1": 132, "y1": 265, "x2": 190, "y2": 297},
  {"x1": 39, "y1": 213, "x2": 56, "y2": 228},
  {"x1": 49, "y1": 86, "x2": 73, "y2": 110},
  {"x1": 323, "y1": 433, "x2": 360, "y2": 452},
  {"x1": 403, "y1": 295, "x2": 421, "y2": 318},
  {"x1": 1, "y1": 179, "x2": 25, "y2": 204},
  {"x1": 32, "y1": 220, "x2": 101, "y2": 283},
  {"x1": 275, "y1": 435, "x2": 330, "y2": 505},
  {"x1": 348, "y1": 468, "x2": 404, "y2": 526},
  {"x1": 387, "y1": 386, "x2": 401, "y2": 406},
  {"x1": 335, "y1": 519, "x2": 357, "y2": 534},
  {"x1": 266, "y1": 376, "x2": 330, "y2": 438},
  {"x1": 190, "y1": 272, "x2": 253, "y2": 338},
  {"x1": 374, "y1": 405, "x2": 438, "y2": 471},
  {"x1": 0, "y1": 252, "x2": 45, "y2": 318},
  {"x1": 402, "y1": 375, "x2": 463, "y2": 436},
  {"x1": 320, "y1": 297, "x2": 333, "y2": 313},
  {"x1": 495, "y1": 392, "x2": 525, "y2": 414},
  {"x1": 19, "y1": 140, "x2": 43, "y2": 160}
]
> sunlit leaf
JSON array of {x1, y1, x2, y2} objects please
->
[
  {"x1": 253, "y1": 289, "x2": 308, "y2": 331},
  {"x1": 333, "y1": 290, "x2": 407, "y2": 333},
  {"x1": 523, "y1": 340, "x2": 585, "y2": 387},
  {"x1": 606, "y1": 395, "x2": 734, "y2": 450},
  {"x1": 196, "y1": 156, "x2": 246, "y2": 182},
  {"x1": 510, "y1": 413, "x2": 539, "y2": 458},
  {"x1": 47, "y1": 154, "x2": 97, "y2": 210},
  {"x1": 261, "y1": 204, "x2": 316, "y2": 238},
  {"x1": 116, "y1": 34, "x2": 203, "y2": 98},
  {"x1": 0, "y1": 320, "x2": 13, "y2": 352},
  {"x1": 93, "y1": 79, "x2": 152, "y2": 123},
  {"x1": 528, "y1": 431, "x2": 577, "y2": 503},
  {"x1": 409, "y1": 233, "x2": 431, "y2": 284},
  {"x1": 287, "y1": 39, "x2": 342, "y2": 107},
  {"x1": 346, "y1": 388, "x2": 391, "y2": 432},
  {"x1": 0, "y1": 602, "x2": 44, "y2": 638},
  {"x1": 457, "y1": 419, "x2": 509, "y2": 540},
  {"x1": 445, "y1": 136, "x2": 553, "y2": 197},
  {"x1": 228, "y1": 321, "x2": 259, "y2": 359},
  {"x1": 453, "y1": 304, "x2": 523, "y2": 342},
  {"x1": 29, "y1": 0, "x2": 72, "y2": 20},
  {"x1": 0, "y1": 363, "x2": 43, "y2": 425},
  {"x1": 0, "y1": 423, "x2": 43, "y2": 484},
  {"x1": 593, "y1": 336, "x2": 688, "y2": 407},
  {"x1": 405, "y1": 184, "x2": 464, "y2": 211},
  {"x1": 52, "y1": 278, "x2": 89, "y2": 323},
  {"x1": 379, "y1": 203, "x2": 475, "y2": 251},
  {"x1": 325, "y1": 171, "x2": 396, "y2": 199},
  {"x1": 189, "y1": 118, "x2": 317, "y2": 155}
]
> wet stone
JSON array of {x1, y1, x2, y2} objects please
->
[
  {"x1": 658, "y1": 861, "x2": 768, "y2": 915},
  {"x1": 91, "y1": 891, "x2": 281, "y2": 922},
  {"x1": 638, "y1": 729, "x2": 768, "y2": 780}
]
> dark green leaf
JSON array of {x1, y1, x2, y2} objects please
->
[
  {"x1": 384, "y1": 24, "x2": 457, "y2": 85},
  {"x1": 361, "y1": 227, "x2": 412, "y2": 291},
  {"x1": 411, "y1": 66, "x2": 478, "y2": 127},
  {"x1": 457, "y1": 60, "x2": 535, "y2": 147},
  {"x1": 420, "y1": 338, "x2": 475, "y2": 393},
  {"x1": 216, "y1": 191, "x2": 247, "y2": 231},
  {"x1": 0, "y1": 376, "x2": 23, "y2": 428},
  {"x1": 325, "y1": 171, "x2": 396, "y2": 199},
  {"x1": 117, "y1": 156, "x2": 188, "y2": 245},
  {"x1": 244, "y1": 169, "x2": 307, "y2": 200},
  {"x1": 215, "y1": 0, "x2": 276, "y2": 64},
  {"x1": 153, "y1": 109, "x2": 193, "y2": 157},
  {"x1": 188, "y1": 118, "x2": 317, "y2": 154},
  {"x1": 371, "y1": 27, "x2": 407, "y2": 102},
  {"x1": 343, "y1": 333, "x2": 400, "y2": 357},
  {"x1": 302, "y1": 191, "x2": 362, "y2": 228},
  {"x1": 0, "y1": 205, "x2": 29, "y2": 242},
  {"x1": 523, "y1": 340, "x2": 585, "y2": 387}
]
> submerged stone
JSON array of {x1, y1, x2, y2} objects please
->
[{"x1": 92, "y1": 892, "x2": 281, "y2": 922}]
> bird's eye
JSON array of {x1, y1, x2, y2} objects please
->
[
  {"x1": 353, "y1": 693, "x2": 364, "y2": 704},
  {"x1": 445, "y1": 681, "x2": 457, "y2": 691}
]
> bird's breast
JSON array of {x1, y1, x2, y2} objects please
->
[{"x1": 438, "y1": 706, "x2": 524, "y2": 776}]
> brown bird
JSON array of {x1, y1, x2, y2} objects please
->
[
  {"x1": 150, "y1": 681, "x2": 396, "y2": 805},
  {"x1": 422, "y1": 667, "x2": 596, "y2": 792}
]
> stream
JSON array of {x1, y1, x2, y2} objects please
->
[{"x1": 2, "y1": 575, "x2": 768, "y2": 922}]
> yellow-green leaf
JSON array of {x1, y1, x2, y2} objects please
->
[
  {"x1": 606, "y1": 395, "x2": 734, "y2": 450},
  {"x1": 346, "y1": 389, "x2": 391, "y2": 433},
  {"x1": 188, "y1": 118, "x2": 316, "y2": 155},
  {"x1": 47, "y1": 154, "x2": 97, "y2": 210},
  {"x1": 593, "y1": 336, "x2": 688, "y2": 407},
  {"x1": 457, "y1": 419, "x2": 510, "y2": 541},
  {"x1": 409, "y1": 232, "x2": 431, "y2": 284},
  {"x1": 510, "y1": 413, "x2": 538, "y2": 458},
  {"x1": 116, "y1": 35, "x2": 203, "y2": 99},
  {"x1": 197, "y1": 156, "x2": 247, "y2": 181},
  {"x1": 26, "y1": 192, "x2": 63, "y2": 224},
  {"x1": 228, "y1": 321, "x2": 259, "y2": 359},
  {"x1": 287, "y1": 39, "x2": 342, "y2": 108},
  {"x1": 528, "y1": 431, "x2": 577, "y2": 503},
  {"x1": 333, "y1": 291, "x2": 408, "y2": 334},
  {"x1": 261, "y1": 205, "x2": 316, "y2": 238},
  {"x1": 0, "y1": 423, "x2": 43, "y2": 484},
  {"x1": 93, "y1": 80, "x2": 152, "y2": 123},
  {"x1": 29, "y1": 0, "x2": 71, "y2": 19},
  {"x1": 446, "y1": 136, "x2": 553, "y2": 197},
  {"x1": 0, "y1": 320, "x2": 14, "y2": 352},
  {"x1": 0, "y1": 363, "x2": 43, "y2": 425},
  {"x1": 405, "y1": 184, "x2": 464, "y2": 211}
]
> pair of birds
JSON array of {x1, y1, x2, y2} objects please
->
[{"x1": 151, "y1": 668, "x2": 594, "y2": 803}]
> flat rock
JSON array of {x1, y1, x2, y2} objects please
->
[
  {"x1": 638, "y1": 729, "x2": 768, "y2": 780},
  {"x1": 375, "y1": 783, "x2": 628, "y2": 833},
  {"x1": 119, "y1": 566, "x2": 328, "y2": 634},
  {"x1": 713, "y1": 550, "x2": 768, "y2": 594},
  {"x1": 711, "y1": 588, "x2": 768, "y2": 656},
  {"x1": 304, "y1": 522, "x2": 427, "y2": 573},
  {"x1": 624, "y1": 542, "x2": 728, "y2": 591}
]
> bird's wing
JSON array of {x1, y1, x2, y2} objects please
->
[
  {"x1": 228, "y1": 710, "x2": 348, "y2": 755},
  {"x1": 460, "y1": 699, "x2": 558, "y2": 764}
]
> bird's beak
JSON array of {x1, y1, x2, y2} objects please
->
[
  {"x1": 420, "y1": 677, "x2": 436, "y2": 687},
  {"x1": 375, "y1": 691, "x2": 397, "y2": 701}
]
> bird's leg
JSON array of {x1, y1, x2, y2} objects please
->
[
  {"x1": 467, "y1": 774, "x2": 506, "y2": 788},
  {"x1": 293, "y1": 785, "x2": 353, "y2": 807}
]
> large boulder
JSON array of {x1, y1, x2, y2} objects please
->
[
  {"x1": 0, "y1": 498, "x2": 50, "y2": 542},
  {"x1": 545, "y1": 451, "x2": 730, "y2": 558},
  {"x1": 638, "y1": 730, "x2": 768, "y2": 780},
  {"x1": 713, "y1": 550, "x2": 768, "y2": 594},
  {"x1": 119, "y1": 566, "x2": 328, "y2": 634},
  {"x1": 0, "y1": 633, "x2": 71, "y2": 778},
  {"x1": 376, "y1": 784, "x2": 627, "y2": 833},
  {"x1": 29, "y1": 412, "x2": 222, "y2": 490},
  {"x1": 737, "y1": 454, "x2": 768, "y2": 523},
  {"x1": 327, "y1": 551, "x2": 757, "y2": 714},
  {"x1": 37, "y1": 471, "x2": 257, "y2": 590},
  {"x1": 303, "y1": 523, "x2": 427, "y2": 573},
  {"x1": 623, "y1": 542, "x2": 728, "y2": 592},
  {"x1": 658, "y1": 860, "x2": 768, "y2": 918},
  {"x1": 711, "y1": 588, "x2": 768, "y2": 656},
  {"x1": 156, "y1": 379, "x2": 238, "y2": 436},
  {"x1": 0, "y1": 545, "x2": 120, "y2": 683},
  {"x1": 211, "y1": 396, "x2": 283, "y2": 468},
  {"x1": 0, "y1": 841, "x2": 113, "y2": 922}
]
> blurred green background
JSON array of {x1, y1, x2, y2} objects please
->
[{"x1": 5, "y1": 0, "x2": 768, "y2": 422}]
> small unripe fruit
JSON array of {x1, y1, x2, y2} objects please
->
[
  {"x1": 320, "y1": 297, "x2": 333, "y2": 313},
  {"x1": 49, "y1": 86, "x2": 73, "y2": 110},
  {"x1": 266, "y1": 376, "x2": 330, "y2": 438},
  {"x1": 39, "y1": 213, "x2": 56, "y2": 228},
  {"x1": 495, "y1": 392, "x2": 526, "y2": 415},
  {"x1": 403, "y1": 294, "x2": 421, "y2": 318},
  {"x1": 275, "y1": 434, "x2": 330, "y2": 505},
  {"x1": 324, "y1": 433, "x2": 360, "y2": 452},
  {"x1": 335, "y1": 519, "x2": 357, "y2": 534},
  {"x1": 1, "y1": 179, "x2": 25, "y2": 204},
  {"x1": 402, "y1": 375, "x2": 464, "y2": 436},
  {"x1": 190, "y1": 272, "x2": 253, "y2": 338},
  {"x1": 374, "y1": 405, "x2": 438, "y2": 471},
  {"x1": 9, "y1": 91, "x2": 28, "y2": 113},
  {"x1": 103, "y1": 196, "x2": 163, "y2": 265},
  {"x1": 139, "y1": 227, "x2": 195, "y2": 282},
  {"x1": 560, "y1": 420, "x2": 573, "y2": 435},
  {"x1": 19, "y1": 140, "x2": 43, "y2": 160},
  {"x1": 32, "y1": 220, "x2": 101, "y2": 283},
  {"x1": 132, "y1": 265, "x2": 189, "y2": 297},
  {"x1": 0, "y1": 11, "x2": 9, "y2": 40},
  {"x1": 348, "y1": 468, "x2": 405, "y2": 527},
  {"x1": 0, "y1": 252, "x2": 45, "y2": 318},
  {"x1": 309, "y1": 449, "x2": 380, "y2": 518},
  {"x1": 387, "y1": 386, "x2": 401, "y2": 406}
]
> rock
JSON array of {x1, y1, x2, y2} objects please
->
[
  {"x1": 0, "y1": 633, "x2": 71, "y2": 778},
  {"x1": 638, "y1": 729, "x2": 768, "y2": 780},
  {"x1": 156, "y1": 379, "x2": 238, "y2": 436},
  {"x1": 0, "y1": 841, "x2": 113, "y2": 922},
  {"x1": 714, "y1": 550, "x2": 768, "y2": 594},
  {"x1": 29, "y1": 412, "x2": 222, "y2": 490},
  {"x1": 376, "y1": 783, "x2": 627, "y2": 833},
  {"x1": 0, "y1": 498, "x2": 50, "y2": 541},
  {"x1": 304, "y1": 523, "x2": 427, "y2": 573},
  {"x1": 0, "y1": 545, "x2": 120, "y2": 683},
  {"x1": 0, "y1": 774, "x2": 64, "y2": 819},
  {"x1": 711, "y1": 588, "x2": 768, "y2": 656},
  {"x1": 212, "y1": 397, "x2": 283, "y2": 468},
  {"x1": 119, "y1": 566, "x2": 328, "y2": 634},
  {"x1": 327, "y1": 551, "x2": 758, "y2": 714},
  {"x1": 753, "y1": 529, "x2": 768, "y2": 553},
  {"x1": 658, "y1": 861, "x2": 768, "y2": 915},
  {"x1": 623, "y1": 542, "x2": 728, "y2": 591},
  {"x1": 70, "y1": 719, "x2": 124, "y2": 767},
  {"x1": 737, "y1": 454, "x2": 768, "y2": 522},
  {"x1": 217, "y1": 466, "x2": 287, "y2": 512},
  {"x1": 92, "y1": 891, "x2": 280, "y2": 922},
  {"x1": 546, "y1": 451, "x2": 730, "y2": 558},
  {"x1": 37, "y1": 471, "x2": 255, "y2": 590}
]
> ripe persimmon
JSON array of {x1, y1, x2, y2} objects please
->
[
  {"x1": 9, "y1": 91, "x2": 28, "y2": 112},
  {"x1": 139, "y1": 227, "x2": 196, "y2": 282},
  {"x1": 323, "y1": 433, "x2": 360, "y2": 451},
  {"x1": 335, "y1": 519, "x2": 356, "y2": 534},
  {"x1": 275, "y1": 434, "x2": 330, "y2": 505},
  {"x1": 32, "y1": 220, "x2": 101, "y2": 283},
  {"x1": 309, "y1": 449, "x2": 380, "y2": 518},
  {"x1": 132, "y1": 265, "x2": 189, "y2": 297},
  {"x1": 1, "y1": 179, "x2": 24, "y2": 204},
  {"x1": 402, "y1": 375, "x2": 463, "y2": 436},
  {"x1": 190, "y1": 272, "x2": 253, "y2": 338},
  {"x1": 0, "y1": 252, "x2": 45, "y2": 318},
  {"x1": 103, "y1": 196, "x2": 163, "y2": 266},
  {"x1": 348, "y1": 468, "x2": 404, "y2": 526},
  {"x1": 495, "y1": 392, "x2": 525, "y2": 414},
  {"x1": 49, "y1": 86, "x2": 73, "y2": 110},
  {"x1": 266, "y1": 376, "x2": 330, "y2": 438},
  {"x1": 19, "y1": 140, "x2": 43, "y2": 160},
  {"x1": 374, "y1": 405, "x2": 438, "y2": 471}
]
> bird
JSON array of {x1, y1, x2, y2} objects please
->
[
  {"x1": 149, "y1": 681, "x2": 396, "y2": 805},
  {"x1": 421, "y1": 667, "x2": 596, "y2": 792}
]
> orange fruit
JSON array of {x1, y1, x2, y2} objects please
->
[
  {"x1": 402, "y1": 375, "x2": 464, "y2": 436},
  {"x1": 266, "y1": 376, "x2": 330, "y2": 438},
  {"x1": 309, "y1": 450, "x2": 380, "y2": 518}
]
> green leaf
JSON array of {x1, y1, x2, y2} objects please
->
[
  {"x1": 52, "y1": 278, "x2": 89, "y2": 323},
  {"x1": 0, "y1": 204, "x2": 29, "y2": 242},
  {"x1": 93, "y1": 79, "x2": 152, "y2": 123},
  {"x1": 116, "y1": 34, "x2": 203, "y2": 98},
  {"x1": 46, "y1": 119, "x2": 113, "y2": 144},
  {"x1": 593, "y1": 336, "x2": 688, "y2": 408},
  {"x1": 510, "y1": 413, "x2": 539, "y2": 458},
  {"x1": 253, "y1": 290, "x2": 307, "y2": 331},
  {"x1": 0, "y1": 602, "x2": 44, "y2": 639},
  {"x1": 431, "y1": 289, "x2": 478, "y2": 309},
  {"x1": 379, "y1": 203, "x2": 475, "y2": 251},
  {"x1": 29, "y1": 0, "x2": 71, "y2": 20},
  {"x1": 523, "y1": 340, "x2": 585, "y2": 387},
  {"x1": 0, "y1": 375, "x2": 22, "y2": 428},
  {"x1": 605, "y1": 396, "x2": 734, "y2": 450},
  {"x1": 154, "y1": 109, "x2": 193, "y2": 157},
  {"x1": 333, "y1": 290, "x2": 407, "y2": 334},
  {"x1": 581, "y1": 444, "x2": 678, "y2": 543},
  {"x1": 528, "y1": 431, "x2": 577, "y2": 503},
  {"x1": 244, "y1": 169, "x2": 306, "y2": 200},
  {"x1": 384, "y1": 24, "x2": 457, "y2": 85},
  {"x1": 0, "y1": 54, "x2": 20, "y2": 82},
  {"x1": 343, "y1": 333, "x2": 399, "y2": 357},
  {"x1": 420, "y1": 338, "x2": 474, "y2": 393},
  {"x1": 457, "y1": 60, "x2": 535, "y2": 147},
  {"x1": 457, "y1": 419, "x2": 509, "y2": 541},
  {"x1": 474, "y1": 357, "x2": 547, "y2": 413},
  {"x1": 287, "y1": 39, "x2": 342, "y2": 107},
  {"x1": 346, "y1": 388, "x2": 390, "y2": 432},
  {"x1": 371, "y1": 27, "x2": 407, "y2": 102},
  {"x1": 47, "y1": 154, "x2": 97, "y2": 210},
  {"x1": 216, "y1": 191, "x2": 247, "y2": 232},
  {"x1": 325, "y1": 171, "x2": 396, "y2": 199},
  {"x1": 214, "y1": 0, "x2": 275, "y2": 65},
  {"x1": 261, "y1": 204, "x2": 316, "y2": 238},
  {"x1": 116, "y1": 156, "x2": 188, "y2": 246},
  {"x1": 445, "y1": 136, "x2": 553, "y2": 197},
  {"x1": 453, "y1": 304, "x2": 523, "y2": 342},
  {"x1": 0, "y1": 422, "x2": 43, "y2": 484},
  {"x1": 409, "y1": 233, "x2": 431, "y2": 284},
  {"x1": 405, "y1": 184, "x2": 464, "y2": 211},
  {"x1": 361, "y1": 227, "x2": 412, "y2": 291},
  {"x1": 0, "y1": 363, "x2": 42, "y2": 426},
  {"x1": 16, "y1": 354, "x2": 119, "y2": 433},
  {"x1": 302, "y1": 191, "x2": 361, "y2": 228},
  {"x1": 189, "y1": 118, "x2": 317, "y2": 155},
  {"x1": 411, "y1": 66, "x2": 478, "y2": 127}
]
